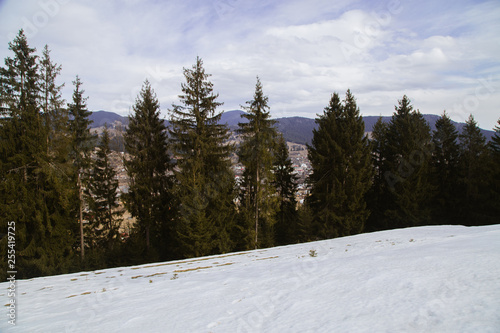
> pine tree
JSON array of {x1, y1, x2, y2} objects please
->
[
  {"x1": 273, "y1": 135, "x2": 299, "y2": 245},
  {"x1": 458, "y1": 114, "x2": 489, "y2": 225},
  {"x1": 383, "y1": 95, "x2": 433, "y2": 228},
  {"x1": 86, "y1": 125, "x2": 123, "y2": 252},
  {"x1": 307, "y1": 90, "x2": 373, "y2": 239},
  {"x1": 0, "y1": 30, "x2": 76, "y2": 278},
  {"x1": 124, "y1": 80, "x2": 173, "y2": 258},
  {"x1": 237, "y1": 77, "x2": 279, "y2": 249},
  {"x1": 431, "y1": 111, "x2": 460, "y2": 224},
  {"x1": 169, "y1": 57, "x2": 236, "y2": 257}
]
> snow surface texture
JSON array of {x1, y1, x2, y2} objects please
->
[{"x1": 2, "y1": 225, "x2": 500, "y2": 332}]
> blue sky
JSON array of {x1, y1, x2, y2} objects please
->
[{"x1": 0, "y1": 0, "x2": 499, "y2": 129}]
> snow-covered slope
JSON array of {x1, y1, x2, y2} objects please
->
[{"x1": 2, "y1": 225, "x2": 500, "y2": 332}]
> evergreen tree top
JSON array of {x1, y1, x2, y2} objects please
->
[
  {"x1": 241, "y1": 77, "x2": 270, "y2": 116},
  {"x1": 173, "y1": 57, "x2": 223, "y2": 122},
  {"x1": 40, "y1": 44, "x2": 65, "y2": 114},
  {"x1": 342, "y1": 89, "x2": 362, "y2": 119},
  {"x1": 169, "y1": 57, "x2": 231, "y2": 178},
  {"x1": 433, "y1": 111, "x2": 459, "y2": 144},
  {"x1": 387, "y1": 95, "x2": 431, "y2": 154},
  {"x1": 372, "y1": 116, "x2": 388, "y2": 137},
  {"x1": 238, "y1": 77, "x2": 276, "y2": 137},
  {"x1": 434, "y1": 111, "x2": 456, "y2": 131},
  {"x1": 490, "y1": 118, "x2": 500, "y2": 153},
  {"x1": 126, "y1": 80, "x2": 168, "y2": 157},
  {"x1": 1, "y1": 29, "x2": 39, "y2": 112},
  {"x1": 68, "y1": 76, "x2": 89, "y2": 114},
  {"x1": 131, "y1": 79, "x2": 162, "y2": 119},
  {"x1": 394, "y1": 95, "x2": 413, "y2": 116},
  {"x1": 460, "y1": 114, "x2": 486, "y2": 149},
  {"x1": 68, "y1": 76, "x2": 92, "y2": 131},
  {"x1": 318, "y1": 92, "x2": 341, "y2": 121},
  {"x1": 68, "y1": 76, "x2": 95, "y2": 169}
]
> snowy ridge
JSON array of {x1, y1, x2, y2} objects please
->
[{"x1": 2, "y1": 225, "x2": 500, "y2": 332}]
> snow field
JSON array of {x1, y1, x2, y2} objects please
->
[{"x1": 1, "y1": 224, "x2": 499, "y2": 332}]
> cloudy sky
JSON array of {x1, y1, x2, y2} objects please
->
[{"x1": 1, "y1": 0, "x2": 499, "y2": 129}]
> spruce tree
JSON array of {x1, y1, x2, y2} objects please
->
[
  {"x1": 458, "y1": 115, "x2": 489, "y2": 225},
  {"x1": 124, "y1": 80, "x2": 173, "y2": 258},
  {"x1": 169, "y1": 57, "x2": 236, "y2": 257},
  {"x1": 488, "y1": 119, "x2": 500, "y2": 222},
  {"x1": 38, "y1": 44, "x2": 75, "y2": 238},
  {"x1": 366, "y1": 117, "x2": 390, "y2": 231},
  {"x1": 40, "y1": 45, "x2": 68, "y2": 158},
  {"x1": 39, "y1": 44, "x2": 73, "y2": 186},
  {"x1": 383, "y1": 95, "x2": 433, "y2": 228},
  {"x1": 68, "y1": 75, "x2": 96, "y2": 261},
  {"x1": 273, "y1": 135, "x2": 299, "y2": 245},
  {"x1": 0, "y1": 31, "x2": 75, "y2": 278},
  {"x1": 307, "y1": 93, "x2": 342, "y2": 238},
  {"x1": 237, "y1": 77, "x2": 279, "y2": 249},
  {"x1": 307, "y1": 90, "x2": 373, "y2": 239},
  {"x1": 431, "y1": 112, "x2": 460, "y2": 224},
  {"x1": 490, "y1": 119, "x2": 500, "y2": 154},
  {"x1": 86, "y1": 125, "x2": 123, "y2": 252}
]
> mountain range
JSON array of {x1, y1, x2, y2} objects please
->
[{"x1": 90, "y1": 110, "x2": 496, "y2": 145}]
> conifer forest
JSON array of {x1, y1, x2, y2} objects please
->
[{"x1": 1, "y1": 30, "x2": 499, "y2": 280}]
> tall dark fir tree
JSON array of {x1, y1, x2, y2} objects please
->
[
  {"x1": 307, "y1": 90, "x2": 372, "y2": 239},
  {"x1": 124, "y1": 80, "x2": 173, "y2": 259},
  {"x1": 86, "y1": 125, "x2": 123, "y2": 254},
  {"x1": 38, "y1": 43, "x2": 75, "y2": 244},
  {"x1": 366, "y1": 117, "x2": 390, "y2": 232},
  {"x1": 431, "y1": 112, "x2": 461, "y2": 225},
  {"x1": 40, "y1": 44, "x2": 68, "y2": 161},
  {"x1": 488, "y1": 119, "x2": 500, "y2": 222},
  {"x1": 273, "y1": 135, "x2": 299, "y2": 245},
  {"x1": 68, "y1": 75, "x2": 96, "y2": 261},
  {"x1": 169, "y1": 57, "x2": 236, "y2": 258},
  {"x1": 457, "y1": 114, "x2": 490, "y2": 225},
  {"x1": 237, "y1": 77, "x2": 279, "y2": 249},
  {"x1": 382, "y1": 95, "x2": 433, "y2": 228},
  {"x1": 491, "y1": 119, "x2": 500, "y2": 155},
  {"x1": 0, "y1": 30, "x2": 75, "y2": 278}
]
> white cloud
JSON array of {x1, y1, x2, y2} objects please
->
[{"x1": 0, "y1": 0, "x2": 499, "y2": 129}]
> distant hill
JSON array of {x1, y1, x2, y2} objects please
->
[
  {"x1": 220, "y1": 110, "x2": 247, "y2": 129},
  {"x1": 275, "y1": 116, "x2": 317, "y2": 145},
  {"x1": 89, "y1": 110, "x2": 128, "y2": 127},
  {"x1": 273, "y1": 113, "x2": 494, "y2": 145},
  {"x1": 90, "y1": 110, "x2": 495, "y2": 145}
]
